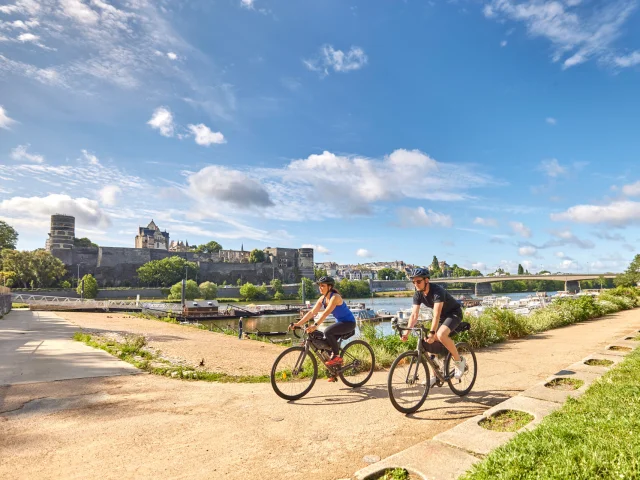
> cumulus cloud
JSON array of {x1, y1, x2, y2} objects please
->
[
  {"x1": 99, "y1": 185, "x2": 121, "y2": 206},
  {"x1": 0, "y1": 194, "x2": 111, "y2": 227},
  {"x1": 559, "y1": 259, "x2": 579, "y2": 271},
  {"x1": 147, "y1": 107, "x2": 175, "y2": 137},
  {"x1": 539, "y1": 158, "x2": 566, "y2": 177},
  {"x1": 80, "y1": 149, "x2": 100, "y2": 165},
  {"x1": 521, "y1": 260, "x2": 535, "y2": 270},
  {"x1": 473, "y1": 217, "x2": 498, "y2": 227},
  {"x1": 545, "y1": 230, "x2": 594, "y2": 249},
  {"x1": 555, "y1": 251, "x2": 572, "y2": 259},
  {"x1": 10, "y1": 144, "x2": 44, "y2": 164},
  {"x1": 240, "y1": 0, "x2": 255, "y2": 8},
  {"x1": 356, "y1": 248, "x2": 373, "y2": 258},
  {"x1": 167, "y1": 52, "x2": 177, "y2": 60},
  {"x1": 187, "y1": 123, "x2": 225, "y2": 146},
  {"x1": 510, "y1": 221, "x2": 532, "y2": 238},
  {"x1": 302, "y1": 244, "x2": 331, "y2": 255},
  {"x1": 471, "y1": 262, "x2": 486, "y2": 271},
  {"x1": 17, "y1": 32, "x2": 39, "y2": 42},
  {"x1": 187, "y1": 165, "x2": 274, "y2": 208},
  {"x1": 519, "y1": 246, "x2": 537, "y2": 256},
  {"x1": 546, "y1": 117, "x2": 557, "y2": 125},
  {"x1": 483, "y1": 0, "x2": 638, "y2": 69},
  {"x1": 396, "y1": 207, "x2": 453, "y2": 228},
  {"x1": 0, "y1": 105, "x2": 16, "y2": 129},
  {"x1": 551, "y1": 201, "x2": 640, "y2": 226},
  {"x1": 304, "y1": 45, "x2": 368, "y2": 75},
  {"x1": 622, "y1": 180, "x2": 640, "y2": 196},
  {"x1": 613, "y1": 51, "x2": 640, "y2": 67}
]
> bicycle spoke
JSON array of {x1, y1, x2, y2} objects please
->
[{"x1": 271, "y1": 347, "x2": 317, "y2": 400}]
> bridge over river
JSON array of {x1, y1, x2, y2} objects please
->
[{"x1": 372, "y1": 273, "x2": 617, "y2": 296}]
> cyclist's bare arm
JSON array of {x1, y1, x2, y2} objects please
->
[
  {"x1": 401, "y1": 304, "x2": 421, "y2": 341},
  {"x1": 431, "y1": 302, "x2": 443, "y2": 331},
  {"x1": 314, "y1": 293, "x2": 341, "y2": 326},
  {"x1": 292, "y1": 297, "x2": 324, "y2": 328}
]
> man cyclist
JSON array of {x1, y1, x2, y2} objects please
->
[
  {"x1": 290, "y1": 276, "x2": 356, "y2": 381},
  {"x1": 402, "y1": 267, "x2": 466, "y2": 380}
]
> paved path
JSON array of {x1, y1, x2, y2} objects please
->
[
  {"x1": 1, "y1": 309, "x2": 639, "y2": 480},
  {"x1": 0, "y1": 310, "x2": 139, "y2": 387}
]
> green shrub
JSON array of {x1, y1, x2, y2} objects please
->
[
  {"x1": 60, "y1": 280, "x2": 71, "y2": 289},
  {"x1": 484, "y1": 308, "x2": 532, "y2": 339},
  {"x1": 467, "y1": 313, "x2": 505, "y2": 348},
  {"x1": 168, "y1": 280, "x2": 199, "y2": 300},
  {"x1": 199, "y1": 281, "x2": 218, "y2": 299},
  {"x1": 273, "y1": 291, "x2": 285, "y2": 300},
  {"x1": 77, "y1": 274, "x2": 98, "y2": 299}
]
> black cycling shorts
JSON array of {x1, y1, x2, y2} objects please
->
[{"x1": 438, "y1": 309, "x2": 463, "y2": 333}]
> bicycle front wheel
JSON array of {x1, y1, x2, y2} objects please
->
[
  {"x1": 444, "y1": 342, "x2": 477, "y2": 396},
  {"x1": 270, "y1": 346, "x2": 318, "y2": 400},
  {"x1": 387, "y1": 351, "x2": 430, "y2": 414},
  {"x1": 339, "y1": 340, "x2": 375, "y2": 388}
]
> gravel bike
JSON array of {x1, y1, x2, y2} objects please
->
[
  {"x1": 270, "y1": 322, "x2": 376, "y2": 401},
  {"x1": 387, "y1": 319, "x2": 477, "y2": 414}
]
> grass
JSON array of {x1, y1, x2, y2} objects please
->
[
  {"x1": 545, "y1": 378, "x2": 584, "y2": 390},
  {"x1": 372, "y1": 468, "x2": 411, "y2": 480},
  {"x1": 11, "y1": 303, "x2": 29, "y2": 308},
  {"x1": 585, "y1": 358, "x2": 614, "y2": 367},
  {"x1": 478, "y1": 410, "x2": 534, "y2": 432},
  {"x1": 461, "y1": 347, "x2": 640, "y2": 480},
  {"x1": 608, "y1": 346, "x2": 632, "y2": 352},
  {"x1": 73, "y1": 332, "x2": 270, "y2": 383},
  {"x1": 374, "y1": 291, "x2": 413, "y2": 297}
]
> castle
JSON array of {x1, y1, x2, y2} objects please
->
[{"x1": 46, "y1": 216, "x2": 314, "y2": 287}]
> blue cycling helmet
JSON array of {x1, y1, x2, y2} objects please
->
[{"x1": 410, "y1": 267, "x2": 430, "y2": 279}]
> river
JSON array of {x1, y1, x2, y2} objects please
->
[{"x1": 200, "y1": 292, "x2": 561, "y2": 339}]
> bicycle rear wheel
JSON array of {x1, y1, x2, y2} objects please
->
[
  {"x1": 444, "y1": 342, "x2": 477, "y2": 396},
  {"x1": 387, "y1": 351, "x2": 430, "y2": 414},
  {"x1": 339, "y1": 340, "x2": 375, "y2": 388},
  {"x1": 270, "y1": 346, "x2": 318, "y2": 400}
]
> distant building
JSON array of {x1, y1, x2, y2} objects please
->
[
  {"x1": 438, "y1": 261, "x2": 453, "y2": 278},
  {"x1": 169, "y1": 240, "x2": 190, "y2": 252},
  {"x1": 135, "y1": 220, "x2": 170, "y2": 250},
  {"x1": 46, "y1": 214, "x2": 75, "y2": 251},
  {"x1": 219, "y1": 243, "x2": 250, "y2": 263}
]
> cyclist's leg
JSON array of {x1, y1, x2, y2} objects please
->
[
  {"x1": 435, "y1": 312, "x2": 462, "y2": 361},
  {"x1": 324, "y1": 322, "x2": 355, "y2": 357}
]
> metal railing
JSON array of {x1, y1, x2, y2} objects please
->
[{"x1": 10, "y1": 294, "x2": 143, "y2": 311}]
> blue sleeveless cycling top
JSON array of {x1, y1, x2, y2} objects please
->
[{"x1": 322, "y1": 292, "x2": 356, "y2": 323}]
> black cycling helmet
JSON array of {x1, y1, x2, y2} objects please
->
[
  {"x1": 409, "y1": 267, "x2": 430, "y2": 279},
  {"x1": 316, "y1": 276, "x2": 335, "y2": 285}
]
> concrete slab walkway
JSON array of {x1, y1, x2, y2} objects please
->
[{"x1": 0, "y1": 310, "x2": 140, "y2": 387}]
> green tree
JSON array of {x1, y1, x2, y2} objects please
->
[
  {"x1": 199, "y1": 281, "x2": 218, "y2": 299},
  {"x1": 377, "y1": 267, "x2": 397, "y2": 280},
  {"x1": 77, "y1": 274, "x2": 98, "y2": 299},
  {"x1": 249, "y1": 248, "x2": 266, "y2": 263},
  {"x1": 136, "y1": 256, "x2": 199, "y2": 287},
  {"x1": 169, "y1": 280, "x2": 200, "y2": 300},
  {"x1": 60, "y1": 280, "x2": 71, "y2": 289},
  {"x1": 240, "y1": 282, "x2": 267, "y2": 301},
  {"x1": 270, "y1": 278, "x2": 284, "y2": 295},
  {"x1": 396, "y1": 270, "x2": 406, "y2": 280},
  {"x1": 0, "y1": 250, "x2": 33, "y2": 287},
  {"x1": 194, "y1": 241, "x2": 223, "y2": 254},
  {"x1": 74, "y1": 237, "x2": 98, "y2": 248},
  {"x1": 615, "y1": 254, "x2": 640, "y2": 287},
  {"x1": 468, "y1": 269, "x2": 482, "y2": 277},
  {"x1": 314, "y1": 268, "x2": 328, "y2": 280},
  {"x1": 30, "y1": 250, "x2": 67, "y2": 288},
  {"x1": 298, "y1": 278, "x2": 316, "y2": 300},
  {"x1": 0, "y1": 220, "x2": 18, "y2": 252},
  {"x1": 517, "y1": 264, "x2": 524, "y2": 275}
]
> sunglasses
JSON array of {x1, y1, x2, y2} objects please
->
[{"x1": 412, "y1": 279, "x2": 425, "y2": 285}]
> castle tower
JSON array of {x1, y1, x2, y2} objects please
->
[{"x1": 46, "y1": 214, "x2": 75, "y2": 250}]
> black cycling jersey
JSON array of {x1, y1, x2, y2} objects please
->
[{"x1": 413, "y1": 283, "x2": 461, "y2": 316}]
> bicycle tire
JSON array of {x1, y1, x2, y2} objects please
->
[
  {"x1": 270, "y1": 346, "x2": 318, "y2": 400},
  {"x1": 387, "y1": 351, "x2": 430, "y2": 414},
  {"x1": 444, "y1": 342, "x2": 477, "y2": 396},
  {"x1": 338, "y1": 340, "x2": 375, "y2": 388}
]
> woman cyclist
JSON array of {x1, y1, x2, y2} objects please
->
[
  {"x1": 290, "y1": 276, "x2": 356, "y2": 380},
  {"x1": 402, "y1": 267, "x2": 466, "y2": 379}
]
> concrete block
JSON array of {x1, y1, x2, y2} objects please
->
[
  {"x1": 563, "y1": 353, "x2": 623, "y2": 374},
  {"x1": 354, "y1": 440, "x2": 479, "y2": 480},
  {"x1": 618, "y1": 336, "x2": 640, "y2": 344},
  {"x1": 521, "y1": 370, "x2": 601, "y2": 404},
  {"x1": 602, "y1": 342, "x2": 636, "y2": 357},
  {"x1": 434, "y1": 396, "x2": 559, "y2": 456}
]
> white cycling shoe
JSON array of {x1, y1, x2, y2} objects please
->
[
  {"x1": 453, "y1": 357, "x2": 466, "y2": 379},
  {"x1": 421, "y1": 376, "x2": 437, "y2": 387}
]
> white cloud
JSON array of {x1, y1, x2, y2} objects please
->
[
  {"x1": 10, "y1": 144, "x2": 44, "y2": 164},
  {"x1": 0, "y1": 194, "x2": 111, "y2": 228},
  {"x1": 483, "y1": 0, "x2": 637, "y2": 69},
  {"x1": 302, "y1": 244, "x2": 331, "y2": 255},
  {"x1": 622, "y1": 180, "x2": 640, "y2": 196},
  {"x1": 539, "y1": 158, "x2": 566, "y2": 177},
  {"x1": 187, "y1": 165, "x2": 274, "y2": 208},
  {"x1": 551, "y1": 201, "x2": 640, "y2": 227},
  {"x1": 473, "y1": 217, "x2": 498, "y2": 227},
  {"x1": 521, "y1": 260, "x2": 535, "y2": 270},
  {"x1": 546, "y1": 117, "x2": 557, "y2": 125},
  {"x1": 471, "y1": 262, "x2": 487, "y2": 271},
  {"x1": 81, "y1": 149, "x2": 100, "y2": 165},
  {"x1": 148, "y1": 107, "x2": 175, "y2": 137},
  {"x1": 559, "y1": 259, "x2": 579, "y2": 271},
  {"x1": 60, "y1": 0, "x2": 99, "y2": 25},
  {"x1": 0, "y1": 105, "x2": 16, "y2": 129},
  {"x1": 510, "y1": 221, "x2": 532, "y2": 238},
  {"x1": 240, "y1": 0, "x2": 255, "y2": 9},
  {"x1": 519, "y1": 246, "x2": 537, "y2": 256},
  {"x1": 613, "y1": 51, "x2": 640, "y2": 67},
  {"x1": 397, "y1": 207, "x2": 453, "y2": 228},
  {"x1": 17, "y1": 32, "x2": 39, "y2": 42},
  {"x1": 167, "y1": 52, "x2": 177, "y2": 60},
  {"x1": 356, "y1": 248, "x2": 373, "y2": 258},
  {"x1": 99, "y1": 185, "x2": 121, "y2": 206},
  {"x1": 548, "y1": 229, "x2": 594, "y2": 249},
  {"x1": 500, "y1": 40, "x2": 508, "y2": 47},
  {"x1": 187, "y1": 123, "x2": 225, "y2": 146},
  {"x1": 304, "y1": 45, "x2": 368, "y2": 75}
]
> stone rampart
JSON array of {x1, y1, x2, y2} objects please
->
[{"x1": 370, "y1": 280, "x2": 412, "y2": 291}]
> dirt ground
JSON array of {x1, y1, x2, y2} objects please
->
[{"x1": 1, "y1": 309, "x2": 639, "y2": 480}]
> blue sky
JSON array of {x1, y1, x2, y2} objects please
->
[{"x1": 1, "y1": 0, "x2": 639, "y2": 274}]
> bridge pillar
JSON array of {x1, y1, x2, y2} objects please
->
[
  {"x1": 475, "y1": 283, "x2": 492, "y2": 296},
  {"x1": 565, "y1": 280, "x2": 580, "y2": 293}
]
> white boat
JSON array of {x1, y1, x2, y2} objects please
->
[
  {"x1": 494, "y1": 296, "x2": 512, "y2": 309},
  {"x1": 526, "y1": 298, "x2": 543, "y2": 309},
  {"x1": 481, "y1": 295, "x2": 497, "y2": 306},
  {"x1": 314, "y1": 312, "x2": 336, "y2": 324},
  {"x1": 464, "y1": 306, "x2": 486, "y2": 318},
  {"x1": 514, "y1": 307, "x2": 531, "y2": 316},
  {"x1": 393, "y1": 306, "x2": 433, "y2": 325}
]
